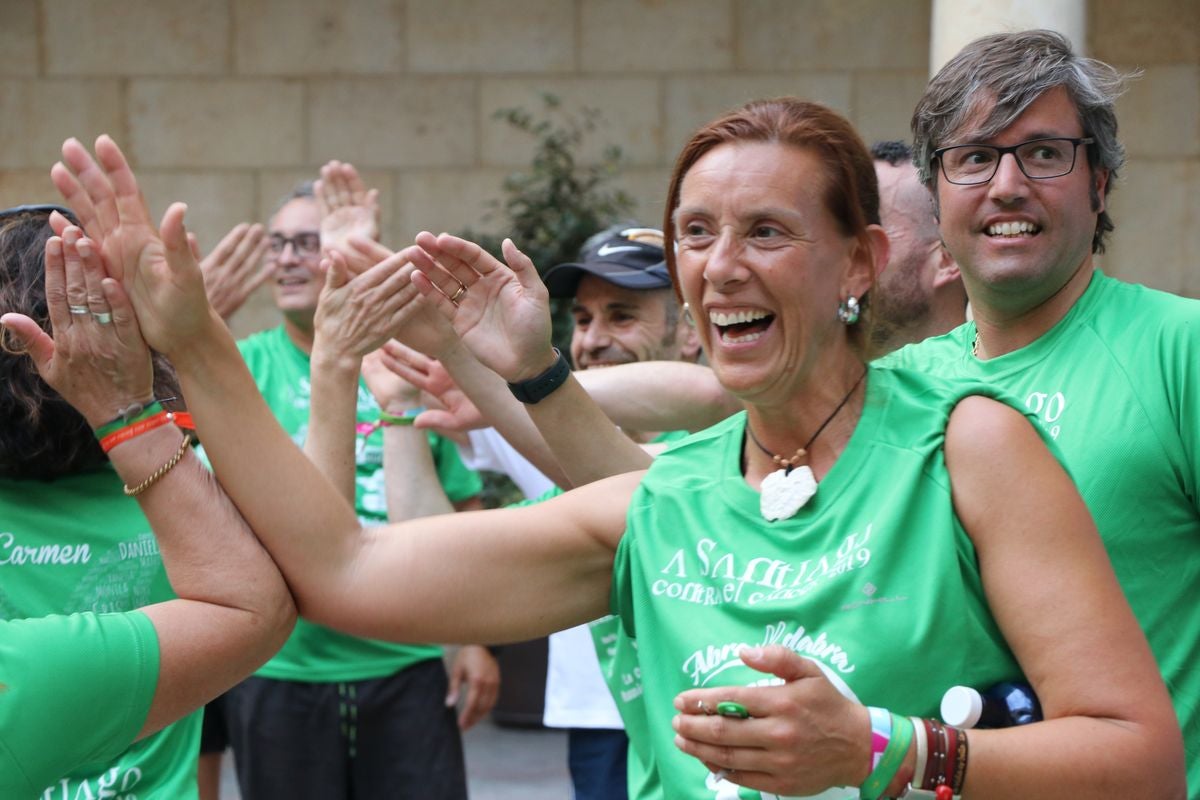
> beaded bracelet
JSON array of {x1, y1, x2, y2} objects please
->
[{"x1": 124, "y1": 433, "x2": 193, "y2": 497}]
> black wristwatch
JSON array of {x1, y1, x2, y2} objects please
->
[{"x1": 507, "y1": 348, "x2": 571, "y2": 404}]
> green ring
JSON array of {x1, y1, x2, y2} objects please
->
[{"x1": 716, "y1": 701, "x2": 749, "y2": 719}]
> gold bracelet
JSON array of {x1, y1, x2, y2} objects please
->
[{"x1": 124, "y1": 433, "x2": 193, "y2": 497}]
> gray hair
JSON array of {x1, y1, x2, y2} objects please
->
[
  {"x1": 271, "y1": 179, "x2": 316, "y2": 217},
  {"x1": 911, "y1": 29, "x2": 1136, "y2": 253}
]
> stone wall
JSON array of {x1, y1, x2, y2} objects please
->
[{"x1": 1, "y1": 0, "x2": 1195, "y2": 335}]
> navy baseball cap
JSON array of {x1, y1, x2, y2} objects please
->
[{"x1": 542, "y1": 227, "x2": 672, "y2": 298}]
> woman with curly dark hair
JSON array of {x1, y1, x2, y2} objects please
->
[{"x1": 0, "y1": 205, "x2": 294, "y2": 796}]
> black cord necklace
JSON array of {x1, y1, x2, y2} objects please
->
[{"x1": 745, "y1": 368, "x2": 866, "y2": 475}]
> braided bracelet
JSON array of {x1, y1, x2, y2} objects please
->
[{"x1": 124, "y1": 433, "x2": 193, "y2": 497}]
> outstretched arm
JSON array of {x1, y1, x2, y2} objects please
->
[
  {"x1": 410, "y1": 232, "x2": 652, "y2": 487},
  {"x1": 303, "y1": 250, "x2": 423, "y2": 504},
  {"x1": 573, "y1": 360, "x2": 738, "y2": 432},
  {"x1": 53, "y1": 135, "x2": 629, "y2": 646},
  {"x1": 0, "y1": 220, "x2": 295, "y2": 740}
]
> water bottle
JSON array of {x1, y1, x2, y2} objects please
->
[{"x1": 940, "y1": 681, "x2": 1042, "y2": 728}]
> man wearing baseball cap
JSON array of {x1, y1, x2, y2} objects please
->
[
  {"x1": 543, "y1": 225, "x2": 699, "y2": 375},
  {"x1": 534, "y1": 224, "x2": 700, "y2": 799}
]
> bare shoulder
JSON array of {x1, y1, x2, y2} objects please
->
[{"x1": 944, "y1": 394, "x2": 1041, "y2": 464}]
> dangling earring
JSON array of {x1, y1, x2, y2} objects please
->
[
  {"x1": 836, "y1": 295, "x2": 860, "y2": 325},
  {"x1": 682, "y1": 302, "x2": 696, "y2": 328}
]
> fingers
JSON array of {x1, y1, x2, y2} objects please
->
[
  {"x1": 322, "y1": 252, "x2": 350, "y2": 292},
  {"x1": 348, "y1": 236, "x2": 394, "y2": 265},
  {"x1": 377, "y1": 347, "x2": 432, "y2": 391},
  {"x1": 740, "y1": 645, "x2": 824, "y2": 682},
  {"x1": 93, "y1": 134, "x2": 153, "y2": 229},
  {"x1": 0, "y1": 313, "x2": 55, "y2": 368},
  {"x1": 59, "y1": 138, "x2": 119, "y2": 236},
  {"x1": 457, "y1": 678, "x2": 486, "y2": 731},
  {"x1": 50, "y1": 161, "x2": 99, "y2": 235},
  {"x1": 232, "y1": 224, "x2": 269, "y2": 277},
  {"x1": 410, "y1": 268, "x2": 459, "y2": 321},
  {"x1": 382, "y1": 339, "x2": 434, "y2": 372},
  {"x1": 159, "y1": 202, "x2": 193, "y2": 268},
  {"x1": 420, "y1": 231, "x2": 495, "y2": 289},
  {"x1": 43, "y1": 235, "x2": 71, "y2": 333},
  {"x1": 187, "y1": 231, "x2": 202, "y2": 262},
  {"x1": 60, "y1": 227, "x2": 94, "y2": 322},
  {"x1": 76, "y1": 235, "x2": 113, "y2": 324},
  {"x1": 102, "y1": 276, "x2": 143, "y2": 348},
  {"x1": 500, "y1": 238, "x2": 549, "y2": 295}
]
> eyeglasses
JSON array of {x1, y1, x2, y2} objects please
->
[
  {"x1": 0, "y1": 203, "x2": 81, "y2": 225},
  {"x1": 267, "y1": 231, "x2": 321, "y2": 258},
  {"x1": 933, "y1": 137, "x2": 1095, "y2": 185}
]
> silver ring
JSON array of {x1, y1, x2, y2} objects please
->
[
  {"x1": 68, "y1": 304, "x2": 89, "y2": 315},
  {"x1": 449, "y1": 282, "x2": 467, "y2": 304},
  {"x1": 93, "y1": 311, "x2": 113, "y2": 325}
]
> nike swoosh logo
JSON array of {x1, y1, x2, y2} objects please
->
[{"x1": 596, "y1": 244, "x2": 641, "y2": 257}]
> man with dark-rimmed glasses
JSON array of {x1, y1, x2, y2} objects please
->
[{"x1": 890, "y1": 29, "x2": 1200, "y2": 797}]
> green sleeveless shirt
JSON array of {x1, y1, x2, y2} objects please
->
[{"x1": 611, "y1": 365, "x2": 1036, "y2": 799}]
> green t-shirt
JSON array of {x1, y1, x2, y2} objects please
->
[
  {"x1": 0, "y1": 469, "x2": 201, "y2": 799},
  {"x1": 885, "y1": 271, "x2": 1200, "y2": 795},
  {"x1": 511, "y1": 429, "x2": 690, "y2": 800},
  {"x1": 0, "y1": 611, "x2": 159, "y2": 796},
  {"x1": 611, "y1": 365, "x2": 1030, "y2": 799},
  {"x1": 238, "y1": 326, "x2": 483, "y2": 681}
]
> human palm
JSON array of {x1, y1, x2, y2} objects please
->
[
  {"x1": 52, "y1": 136, "x2": 214, "y2": 357},
  {"x1": 413, "y1": 233, "x2": 554, "y2": 383},
  {"x1": 316, "y1": 160, "x2": 380, "y2": 258}
]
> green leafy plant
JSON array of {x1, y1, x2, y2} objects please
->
[
  {"x1": 462, "y1": 94, "x2": 636, "y2": 509},
  {"x1": 466, "y1": 93, "x2": 635, "y2": 275}
]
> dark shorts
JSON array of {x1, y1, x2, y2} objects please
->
[
  {"x1": 199, "y1": 693, "x2": 230, "y2": 754},
  {"x1": 221, "y1": 659, "x2": 467, "y2": 799}
]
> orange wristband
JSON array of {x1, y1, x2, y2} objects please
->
[{"x1": 100, "y1": 410, "x2": 194, "y2": 452}]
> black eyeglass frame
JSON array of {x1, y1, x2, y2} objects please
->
[
  {"x1": 266, "y1": 231, "x2": 322, "y2": 258},
  {"x1": 931, "y1": 137, "x2": 1096, "y2": 186}
]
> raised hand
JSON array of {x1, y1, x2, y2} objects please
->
[
  {"x1": 50, "y1": 136, "x2": 217, "y2": 357},
  {"x1": 197, "y1": 222, "x2": 272, "y2": 320},
  {"x1": 0, "y1": 224, "x2": 153, "y2": 428},
  {"x1": 361, "y1": 345, "x2": 422, "y2": 415},
  {"x1": 410, "y1": 232, "x2": 556, "y2": 382},
  {"x1": 374, "y1": 340, "x2": 486, "y2": 433},
  {"x1": 312, "y1": 251, "x2": 420, "y2": 362},
  {"x1": 315, "y1": 160, "x2": 380, "y2": 257},
  {"x1": 671, "y1": 646, "x2": 869, "y2": 797}
]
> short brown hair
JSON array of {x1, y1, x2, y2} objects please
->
[{"x1": 662, "y1": 97, "x2": 880, "y2": 349}]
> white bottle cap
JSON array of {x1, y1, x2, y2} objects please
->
[{"x1": 940, "y1": 685, "x2": 983, "y2": 728}]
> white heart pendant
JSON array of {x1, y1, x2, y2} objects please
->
[{"x1": 759, "y1": 466, "x2": 817, "y2": 522}]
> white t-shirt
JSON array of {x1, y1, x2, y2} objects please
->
[{"x1": 457, "y1": 428, "x2": 624, "y2": 730}]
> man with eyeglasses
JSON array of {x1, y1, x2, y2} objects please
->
[
  {"x1": 198, "y1": 179, "x2": 491, "y2": 800},
  {"x1": 890, "y1": 29, "x2": 1199, "y2": 796}
]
